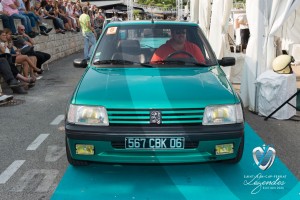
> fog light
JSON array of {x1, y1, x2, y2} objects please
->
[
  {"x1": 76, "y1": 144, "x2": 94, "y2": 155},
  {"x1": 215, "y1": 143, "x2": 234, "y2": 155}
]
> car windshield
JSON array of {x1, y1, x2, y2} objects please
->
[{"x1": 92, "y1": 22, "x2": 218, "y2": 68}]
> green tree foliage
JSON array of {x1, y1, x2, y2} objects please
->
[{"x1": 137, "y1": 0, "x2": 176, "y2": 8}]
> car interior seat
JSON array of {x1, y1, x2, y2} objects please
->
[{"x1": 112, "y1": 40, "x2": 145, "y2": 63}]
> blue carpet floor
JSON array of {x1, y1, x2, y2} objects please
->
[{"x1": 51, "y1": 123, "x2": 300, "y2": 200}]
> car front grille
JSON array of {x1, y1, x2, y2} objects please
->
[{"x1": 107, "y1": 108, "x2": 204, "y2": 125}]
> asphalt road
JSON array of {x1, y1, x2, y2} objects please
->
[
  {"x1": 0, "y1": 52, "x2": 299, "y2": 200},
  {"x1": 0, "y1": 52, "x2": 85, "y2": 200},
  {"x1": 245, "y1": 106, "x2": 300, "y2": 179}
]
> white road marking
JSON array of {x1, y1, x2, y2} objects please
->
[
  {"x1": 26, "y1": 134, "x2": 49, "y2": 151},
  {"x1": 50, "y1": 115, "x2": 64, "y2": 125},
  {"x1": 45, "y1": 145, "x2": 66, "y2": 162},
  {"x1": 0, "y1": 160, "x2": 25, "y2": 184},
  {"x1": 11, "y1": 169, "x2": 59, "y2": 192}
]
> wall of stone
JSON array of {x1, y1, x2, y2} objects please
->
[{"x1": 0, "y1": 19, "x2": 84, "y2": 64}]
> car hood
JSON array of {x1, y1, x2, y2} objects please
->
[{"x1": 73, "y1": 67, "x2": 238, "y2": 109}]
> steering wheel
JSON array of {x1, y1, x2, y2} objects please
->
[{"x1": 165, "y1": 50, "x2": 197, "y2": 62}]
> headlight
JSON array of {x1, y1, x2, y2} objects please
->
[
  {"x1": 203, "y1": 104, "x2": 243, "y2": 125},
  {"x1": 67, "y1": 104, "x2": 109, "y2": 126}
]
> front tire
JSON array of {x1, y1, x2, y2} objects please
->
[{"x1": 65, "y1": 136, "x2": 89, "y2": 166}]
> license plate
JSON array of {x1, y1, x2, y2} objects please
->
[{"x1": 125, "y1": 137, "x2": 185, "y2": 149}]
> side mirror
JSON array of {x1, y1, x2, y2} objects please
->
[
  {"x1": 218, "y1": 57, "x2": 236, "y2": 66},
  {"x1": 73, "y1": 59, "x2": 88, "y2": 68}
]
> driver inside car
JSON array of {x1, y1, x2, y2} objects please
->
[{"x1": 150, "y1": 28, "x2": 205, "y2": 63}]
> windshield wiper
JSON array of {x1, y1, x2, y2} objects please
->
[
  {"x1": 151, "y1": 60, "x2": 186, "y2": 65},
  {"x1": 92, "y1": 59, "x2": 153, "y2": 68},
  {"x1": 185, "y1": 62, "x2": 212, "y2": 67},
  {"x1": 93, "y1": 59, "x2": 132, "y2": 65}
]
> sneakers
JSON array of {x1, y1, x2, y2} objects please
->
[
  {"x1": 40, "y1": 30, "x2": 48, "y2": 36},
  {"x1": 56, "y1": 29, "x2": 65, "y2": 34},
  {"x1": 8, "y1": 79, "x2": 22, "y2": 88},
  {"x1": 0, "y1": 94, "x2": 13, "y2": 104},
  {"x1": 45, "y1": 28, "x2": 53, "y2": 33},
  {"x1": 28, "y1": 31, "x2": 39, "y2": 38},
  {"x1": 35, "y1": 69, "x2": 44, "y2": 75}
]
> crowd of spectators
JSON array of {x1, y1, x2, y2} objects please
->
[{"x1": 0, "y1": 0, "x2": 106, "y2": 104}]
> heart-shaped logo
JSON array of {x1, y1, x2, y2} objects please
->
[{"x1": 252, "y1": 144, "x2": 276, "y2": 170}]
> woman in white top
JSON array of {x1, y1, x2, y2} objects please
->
[{"x1": 0, "y1": 29, "x2": 41, "y2": 84}]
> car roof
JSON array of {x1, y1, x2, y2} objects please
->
[{"x1": 106, "y1": 20, "x2": 199, "y2": 27}]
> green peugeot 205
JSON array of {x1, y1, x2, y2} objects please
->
[{"x1": 65, "y1": 21, "x2": 244, "y2": 166}]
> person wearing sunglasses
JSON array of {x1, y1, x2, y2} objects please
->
[{"x1": 151, "y1": 28, "x2": 205, "y2": 63}]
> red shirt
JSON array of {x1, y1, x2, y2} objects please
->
[{"x1": 151, "y1": 40, "x2": 205, "y2": 63}]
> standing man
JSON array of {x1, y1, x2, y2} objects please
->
[
  {"x1": 79, "y1": 6, "x2": 96, "y2": 61},
  {"x1": 93, "y1": 9, "x2": 104, "y2": 39},
  {"x1": 236, "y1": 13, "x2": 249, "y2": 53}
]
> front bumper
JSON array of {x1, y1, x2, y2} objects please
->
[{"x1": 65, "y1": 123, "x2": 244, "y2": 163}]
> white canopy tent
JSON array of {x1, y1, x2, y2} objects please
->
[
  {"x1": 189, "y1": 0, "x2": 212, "y2": 37},
  {"x1": 278, "y1": 6, "x2": 300, "y2": 63},
  {"x1": 208, "y1": 0, "x2": 233, "y2": 59},
  {"x1": 189, "y1": 0, "x2": 199, "y2": 23},
  {"x1": 191, "y1": 0, "x2": 212, "y2": 38},
  {"x1": 241, "y1": 0, "x2": 300, "y2": 111},
  {"x1": 207, "y1": 0, "x2": 233, "y2": 79},
  {"x1": 190, "y1": 0, "x2": 300, "y2": 112}
]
